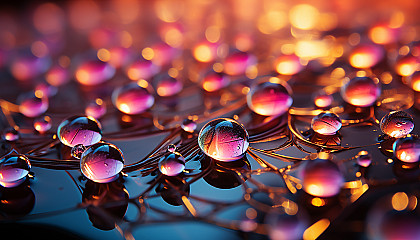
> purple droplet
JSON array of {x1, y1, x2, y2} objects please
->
[
  {"x1": 0, "y1": 154, "x2": 31, "y2": 188},
  {"x1": 112, "y1": 82, "x2": 155, "y2": 115},
  {"x1": 311, "y1": 111, "x2": 342, "y2": 135},
  {"x1": 57, "y1": 116, "x2": 102, "y2": 147},
  {"x1": 158, "y1": 152, "x2": 185, "y2": 176}
]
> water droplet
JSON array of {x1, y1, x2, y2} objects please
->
[
  {"x1": 112, "y1": 82, "x2": 155, "y2": 115},
  {"x1": 349, "y1": 43, "x2": 384, "y2": 69},
  {"x1": 75, "y1": 60, "x2": 115, "y2": 86},
  {"x1": 126, "y1": 59, "x2": 159, "y2": 80},
  {"x1": 408, "y1": 71, "x2": 420, "y2": 92},
  {"x1": 274, "y1": 54, "x2": 303, "y2": 75},
  {"x1": 158, "y1": 152, "x2": 185, "y2": 176},
  {"x1": 71, "y1": 144, "x2": 86, "y2": 159},
  {"x1": 341, "y1": 76, "x2": 381, "y2": 107},
  {"x1": 200, "y1": 71, "x2": 230, "y2": 92},
  {"x1": 311, "y1": 111, "x2": 342, "y2": 135},
  {"x1": 2, "y1": 128, "x2": 19, "y2": 141},
  {"x1": 57, "y1": 116, "x2": 102, "y2": 147},
  {"x1": 33, "y1": 115, "x2": 52, "y2": 134},
  {"x1": 265, "y1": 210, "x2": 308, "y2": 240},
  {"x1": 314, "y1": 91, "x2": 333, "y2": 108},
  {"x1": 181, "y1": 118, "x2": 197, "y2": 133},
  {"x1": 167, "y1": 144, "x2": 177, "y2": 153},
  {"x1": 18, "y1": 91, "x2": 49, "y2": 118},
  {"x1": 80, "y1": 142, "x2": 124, "y2": 183},
  {"x1": 155, "y1": 75, "x2": 183, "y2": 97},
  {"x1": 223, "y1": 51, "x2": 256, "y2": 76},
  {"x1": 380, "y1": 111, "x2": 414, "y2": 138},
  {"x1": 0, "y1": 154, "x2": 31, "y2": 187},
  {"x1": 85, "y1": 99, "x2": 106, "y2": 119},
  {"x1": 299, "y1": 158, "x2": 344, "y2": 197},
  {"x1": 46, "y1": 65, "x2": 70, "y2": 86},
  {"x1": 395, "y1": 55, "x2": 419, "y2": 77},
  {"x1": 357, "y1": 151, "x2": 372, "y2": 167},
  {"x1": 198, "y1": 118, "x2": 249, "y2": 162},
  {"x1": 393, "y1": 136, "x2": 420, "y2": 163},
  {"x1": 247, "y1": 80, "x2": 293, "y2": 116}
]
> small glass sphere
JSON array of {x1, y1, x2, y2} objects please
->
[
  {"x1": 357, "y1": 151, "x2": 372, "y2": 167},
  {"x1": 274, "y1": 54, "x2": 303, "y2": 75},
  {"x1": 167, "y1": 144, "x2": 177, "y2": 153},
  {"x1": 181, "y1": 118, "x2": 197, "y2": 133},
  {"x1": 349, "y1": 43, "x2": 384, "y2": 69},
  {"x1": 156, "y1": 76, "x2": 183, "y2": 97},
  {"x1": 18, "y1": 91, "x2": 49, "y2": 118},
  {"x1": 158, "y1": 152, "x2": 185, "y2": 176},
  {"x1": 247, "y1": 80, "x2": 293, "y2": 116},
  {"x1": 266, "y1": 211, "x2": 308, "y2": 240},
  {"x1": 393, "y1": 136, "x2": 420, "y2": 163},
  {"x1": 223, "y1": 51, "x2": 257, "y2": 76},
  {"x1": 71, "y1": 144, "x2": 86, "y2": 159},
  {"x1": 408, "y1": 71, "x2": 420, "y2": 92},
  {"x1": 2, "y1": 128, "x2": 19, "y2": 141},
  {"x1": 11, "y1": 55, "x2": 50, "y2": 81},
  {"x1": 80, "y1": 142, "x2": 124, "y2": 183},
  {"x1": 33, "y1": 116, "x2": 52, "y2": 134},
  {"x1": 198, "y1": 118, "x2": 249, "y2": 162},
  {"x1": 112, "y1": 82, "x2": 155, "y2": 115},
  {"x1": 46, "y1": 65, "x2": 70, "y2": 87},
  {"x1": 380, "y1": 111, "x2": 414, "y2": 138},
  {"x1": 57, "y1": 116, "x2": 102, "y2": 148},
  {"x1": 0, "y1": 154, "x2": 31, "y2": 188},
  {"x1": 75, "y1": 60, "x2": 116, "y2": 86},
  {"x1": 126, "y1": 59, "x2": 159, "y2": 81},
  {"x1": 314, "y1": 91, "x2": 333, "y2": 108},
  {"x1": 300, "y1": 158, "x2": 344, "y2": 197},
  {"x1": 200, "y1": 71, "x2": 230, "y2": 92},
  {"x1": 85, "y1": 99, "x2": 106, "y2": 119},
  {"x1": 395, "y1": 55, "x2": 419, "y2": 77},
  {"x1": 340, "y1": 76, "x2": 381, "y2": 107},
  {"x1": 311, "y1": 111, "x2": 342, "y2": 135}
]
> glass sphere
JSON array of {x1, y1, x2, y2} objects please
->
[
  {"x1": 80, "y1": 142, "x2": 124, "y2": 183},
  {"x1": 300, "y1": 158, "x2": 344, "y2": 197},
  {"x1": 393, "y1": 136, "x2": 420, "y2": 163},
  {"x1": 408, "y1": 71, "x2": 420, "y2": 92},
  {"x1": 247, "y1": 80, "x2": 293, "y2": 116},
  {"x1": 126, "y1": 60, "x2": 159, "y2": 81},
  {"x1": 2, "y1": 128, "x2": 19, "y2": 141},
  {"x1": 395, "y1": 55, "x2": 419, "y2": 77},
  {"x1": 380, "y1": 111, "x2": 414, "y2": 138},
  {"x1": 156, "y1": 76, "x2": 183, "y2": 97},
  {"x1": 340, "y1": 76, "x2": 380, "y2": 107},
  {"x1": 33, "y1": 116, "x2": 52, "y2": 134},
  {"x1": 357, "y1": 151, "x2": 372, "y2": 167},
  {"x1": 181, "y1": 118, "x2": 197, "y2": 133},
  {"x1": 223, "y1": 51, "x2": 256, "y2": 76},
  {"x1": 85, "y1": 99, "x2": 106, "y2": 119},
  {"x1": 0, "y1": 154, "x2": 31, "y2": 188},
  {"x1": 75, "y1": 60, "x2": 116, "y2": 86},
  {"x1": 158, "y1": 152, "x2": 185, "y2": 176},
  {"x1": 167, "y1": 144, "x2": 177, "y2": 153},
  {"x1": 349, "y1": 43, "x2": 384, "y2": 69},
  {"x1": 57, "y1": 116, "x2": 102, "y2": 148},
  {"x1": 200, "y1": 71, "x2": 230, "y2": 92},
  {"x1": 274, "y1": 54, "x2": 303, "y2": 75},
  {"x1": 311, "y1": 111, "x2": 342, "y2": 135},
  {"x1": 314, "y1": 91, "x2": 333, "y2": 108},
  {"x1": 198, "y1": 118, "x2": 249, "y2": 162},
  {"x1": 71, "y1": 144, "x2": 86, "y2": 159},
  {"x1": 266, "y1": 211, "x2": 308, "y2": 240},
  {"x1": 18, "y1": 91, "x2": 49, "y2": 118},
  {"x1": 46, "y1": 65, "x2": 70, "y2": 87},
  {"x1": 112, "y1": 82, "x2": 155, "y2": 115}
]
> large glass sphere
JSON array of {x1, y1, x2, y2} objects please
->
[
  {"x1": 340, "y1": 76, "x2": 380, "y2": 107},
  {"x1": 247, "y1": 80, "x2": 293, "y2": 116},
  {"x1": 0, "y1": 154, "x2": 31, "y2": 188},
  {"x1": 393, "y1": 136, "x2": 420, "y2": 163},
  {"x1": 380, "y1": 111, "x2": 414, "y2": 138},
  {"x1": 311, "y1": 111, "x2": 342, "y2": 135},
  {"x1": 198, "y1": 118, "x2": 249, "y2": 162},
  {"x1": 80, "y1": 142, "x2": 125, "y2": 183},
  {"x1": 57, "y1": 116, "x2": 102, "y2": 148},
  {"x1": 112, "y1": 82, "x2": 155, "y2": 115}
]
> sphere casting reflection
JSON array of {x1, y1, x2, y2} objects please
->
[{"x1": 57, "y1": 116, "x2": 102, "y2": 148}]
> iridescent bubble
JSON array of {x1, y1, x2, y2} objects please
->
[
  {"x1": 393, "y1": 136, "x2": 420, "y2": 163},
  {"x1": 158, "y1": 152, "x2": 185, "y2": 176},
  {"x1": 408, "y1": 71, "x2": 420, "y2": 92},
  {"x1": 314, "y1": 91, "x2": 333, "y2": 108},
  {"x1": 311, "y1": 111, "x2": 342, "y2": 135},
  {"x1": 126, "y1": 59, "x2": 159, "y2": 81},
  {"x1": 198, "y1": 118, "x2": 249, "y2": 162},
  {"x1": 340, "y1": 76, "x2": 381, "y2": 107},
  {"x1": 2, "y1": 128, "x2": 19, "y2": 142},
  {"x1": 200, "y1": 71, "x2": 230, "y2": 92},
  {"x1": 10, "y1": 54, "x2": 51, "y2": 81},
  {"x1": 357, "y1": 151, "x2": 372, "y2": 167},
  {"x1": 71, "y1": 144, "x2": 86, "y2": 159},
  {"x1": 112, "y1": 82, "x2": 155, "y2": 115},
  {"x1": 380, "y1": 111, "x2": 414, "y2": 138},
  {"x1": 349, "y1": 43, "x2": 384, "y2": 69},
  {"x1": 299, "y1": 158, "x2": 344, "y2": 197},
  {"x1": 75, "y1": 60, "x2": 116, "y2": 86},
  {"x1": 33, "y1": 115, "x2": 52, "y2": 134},
  {"x1": 247, "y1": 80, "x2": 293, "y2": 116},
  {"x1": 0, "y1": 154, "x2": 31, "y2": 188},
  {"x1": 18, "y1": 91, "x2": 49, "y2": 118},
  {"x1": 223, "y1": 51, "x2": 257, "y2": 76},
  {"x1": 155, "y1": 75, "x2": 183, "y2": 97},
  {"x1": 85, "y1": 99, "x2": 106, "y2": 119},
  {"x1": 57, "y1": 116, "x2": 102, "y2": 148},
  {"x1": 80, "y1": 142, "x2": 124, "y2": 183},
  {"x1": 395, "y1": 55, "x2": 419, "y2": 77},
  {"x1": 181, "y1": 118, "x2": 197, "y2": 133},
  {"x1": 46, "y1": 65, "x2": 70, "y2": 86},
  {"x1": 274, "y1": 54, "x2": 303, "y2": 75}
]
